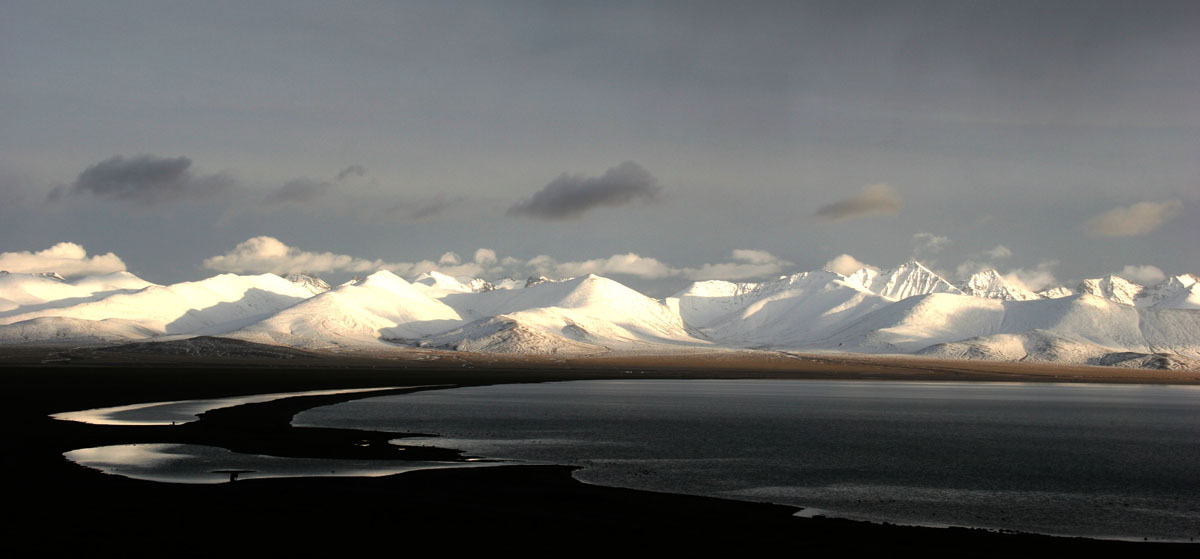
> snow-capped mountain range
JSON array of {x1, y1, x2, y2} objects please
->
[{"x1": 2, "y1": 263, "x2": 1198, "y2": 370}]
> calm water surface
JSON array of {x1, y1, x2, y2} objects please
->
[{"x1": 294, "y1": 380, "x2": 1200, "y2": 541}]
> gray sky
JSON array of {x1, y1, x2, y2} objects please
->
[{"x1": 2, "y1": 1, "x2": 1198, "y2": 295}]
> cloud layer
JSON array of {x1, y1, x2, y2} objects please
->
[
  {"x1": 815, "y1": 184, "x2": 902, "y2": 221},
  {"x1": 65, "y1": 155, "x2": 233, "y2": 205},
  {"x1": 508, "y1": 161, "x2": 661, "y2": 220},
  {"x1": 0, "y1": 242, "x2": 126, "y2": 277},
  {"x1": 202, "y1": 236, "x2": 395, "y2": 275},
  {"x1": 203, "y1": 237, "x2": 788, "y2": 282},
  {"x1": 1082, "y1": 200, "x2": 1183, "y2": 237}
]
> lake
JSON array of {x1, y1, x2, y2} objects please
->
[{"x1": 294, "y1": 379, "x2": 1200, "y2": 541}]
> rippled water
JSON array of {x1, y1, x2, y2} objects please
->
[{"x1": 294, "y1": 379, "x2": 1200, "y2": 541}]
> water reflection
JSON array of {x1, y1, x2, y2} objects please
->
[
  {"x1": 66, "y1": 443, "x2": 492, "y2": 484},
  {"x1": 52, "y1": 386, "x2": 426, "y2": 426}
]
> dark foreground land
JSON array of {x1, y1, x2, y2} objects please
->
[{"x1": 4, "y1": 345, "x2": 1197, "y2": 556}]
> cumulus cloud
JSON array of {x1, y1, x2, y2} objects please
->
[
  {"x1": 551, "y1": 253, "x2": 677, "y2": 279},
  {"x1": 950, "y1": 246, "x2": 1058, "y2": 290},
  {"x1": 474, "y1": 248, "x2": 498, "y2": 267},
  {"x1": 203, "y1": 236, "x2": 395, "y2": 275},
  {"x1": 814, "y1": 183, "x2": 902, "y2": 221},
  {"x1": 1115, "y1": 264, "x2": 1166, "y2": 285},
  {"x1": 541, "y1": 249, "x2": 790, "y2": 281},
  {"x1": 64, "y1": 154, "x2": 233, "y2": 205},
  {"x1": 680, "y1": 250, "x2": 791, "y2": 280},
  {"x1": 823, "y1": 254, "x2": 875, "y2": 276},
  {"x1": 0, "y1": 242, "x2": 126, "y2": 277},
  {"x1": 507, "y1": 161, "x2": 661, "y2": 220},
  {"x1": 202, "y1": 237, "x2": 509, "y2": 279},
  {"x1": 729, "y1": 249, "x2": 777, "y2": 265},
  {"x1": 1004, "y1": 260, "x2": 1060, "y2": 292},
  {"x1": 1082, "y1": 200, "x2": 1183, "y2": 237},
  {"x1": 438, "y1": 252, "x2": 461, "y2": 266},
  {"x1": 203, "y1": 237, "x2": 789, "y2": 284}
]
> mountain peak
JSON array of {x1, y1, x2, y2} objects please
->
[
  {"x1": 857, "y1": 261, "x2": 961, "y2": 300},
  {"x1": 34, "y1": 272, "x2": 67, "y2": 282},
  {"x1": 284, "y1": 273, "x2": 331, "y2": 296},
  {"x1": 1135, "y1": 273, "x2": 1200, "y2": 308},
  {"x1": 959, "y1": 270, "x2": 1039, "y2": 301},
  {"x1": 356, "y1": 270, "x2": 413, "y2": 293},
  {"x1": 1077, "y1": 275, "x2": 1143, "y2": 306}
]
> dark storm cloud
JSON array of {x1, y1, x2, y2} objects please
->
[
  {"x1": 265, "y1": 178, "x2": 331, "y2": 205},
  {"x1": 507, "y1": 161, "x2": 660, "y2": 220},
  {"x1": 65, "y1": 155, "x2": 233, "y2": 205},
  {"x1": 815, "y1": 184, "x2": 902, "y2": 221},
  {"x1": 335, "y1": 164, "x2": 366, "y2": 182}
]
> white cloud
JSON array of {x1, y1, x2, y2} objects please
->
[
  {"x1": 823, "y1": 254, "x2": 875, "y2": 276},
  {"x1": 1083, "y1": 200, "x2": 1183, "y2": 237},
  {"x1": 1003, "y1": 260, "x2": 1060, "y2": 292},
  {"x1": 518, "y1": 249, "x2": 790, "y2": 281},
  {"x1": 0, "y1": 242, "x2": 126, "y2": 277},
  {"x1": 474, "y1": 248, "x2": 498, "y2": 267},
  {"x1": 438, "y1": 252, "x2": 461, "y2": 266},
  {"x1": 950, "y1": 246, "x2": 1057, "y2": 291},
  {"x1": 552, "y1": 253, "x2": 677, "y2": 279},
  {"x1": 729, "y1": 249, "x2": 777, "y2": 266},
  {"x1": 203, "y1": 237, "x2": 790, "y2": 283},
  {"x1": 202, "y1": 236, "x2": 397, "y2": 275},
  {"x1": 1115, "y1": 264, "x2": 1166, "y2": 285}
]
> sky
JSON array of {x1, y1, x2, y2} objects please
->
[{"x1": 2, "y1": 1, "x2": 1198, "y2": 296}]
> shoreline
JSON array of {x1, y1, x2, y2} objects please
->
[{"x1": 5, "y1": 348, "x2": 1198, "y2": 554}]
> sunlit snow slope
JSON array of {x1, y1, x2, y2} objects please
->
[{"x1": 2, "y1": 262, "x2": 1198, "y2": 369}]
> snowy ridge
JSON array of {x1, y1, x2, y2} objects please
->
[
  {"x1": 228, "y1": 271, "x2": 461, "y2": 349},
  {"x1": 418, "y1": 316, "x2": 605, "y2": 354},
  {"x1": 0, "y1": 271, "x2": 157, "y2": 314},
  {"x1": 852, "y1": 261, "x2": 963, "y2": 300},
  {"x1": 428, "y1": 275, "x2": 706, "y2": 351},
  {"x1": 0, "y1": 273, "x2": 311, "y2": 338},
  {"x1": 1038, "y1": 286, "x2": 1074, "y2": 299},
  {"x1": 1054, "y1": 274, "x2": 1199, "y2": 310},
  {"x1": 1, "y1": 262, "x2": 1198, "y2": 369},
  {"x1": 1077, "y1": 275, "x2": 1143, "y2": 306},
  {"x1": 1136, "y1": 274, "x2": 1200, "y2": 309},
  {"x1": 284, "y1": 273, "x2": 332, "y2": 296},
  {"x1": 958, "y1": 270, "x2": 1040, "y2": 301},
  {"x1": 817, "y1": 292, "x2": 1200, "y2": 363},
  {"x1": 0, "y1": 317, "x2": 159, "y2": 345},
  {"x1": 672, "y1": 271, "x2": 893, "y2": 347}
]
